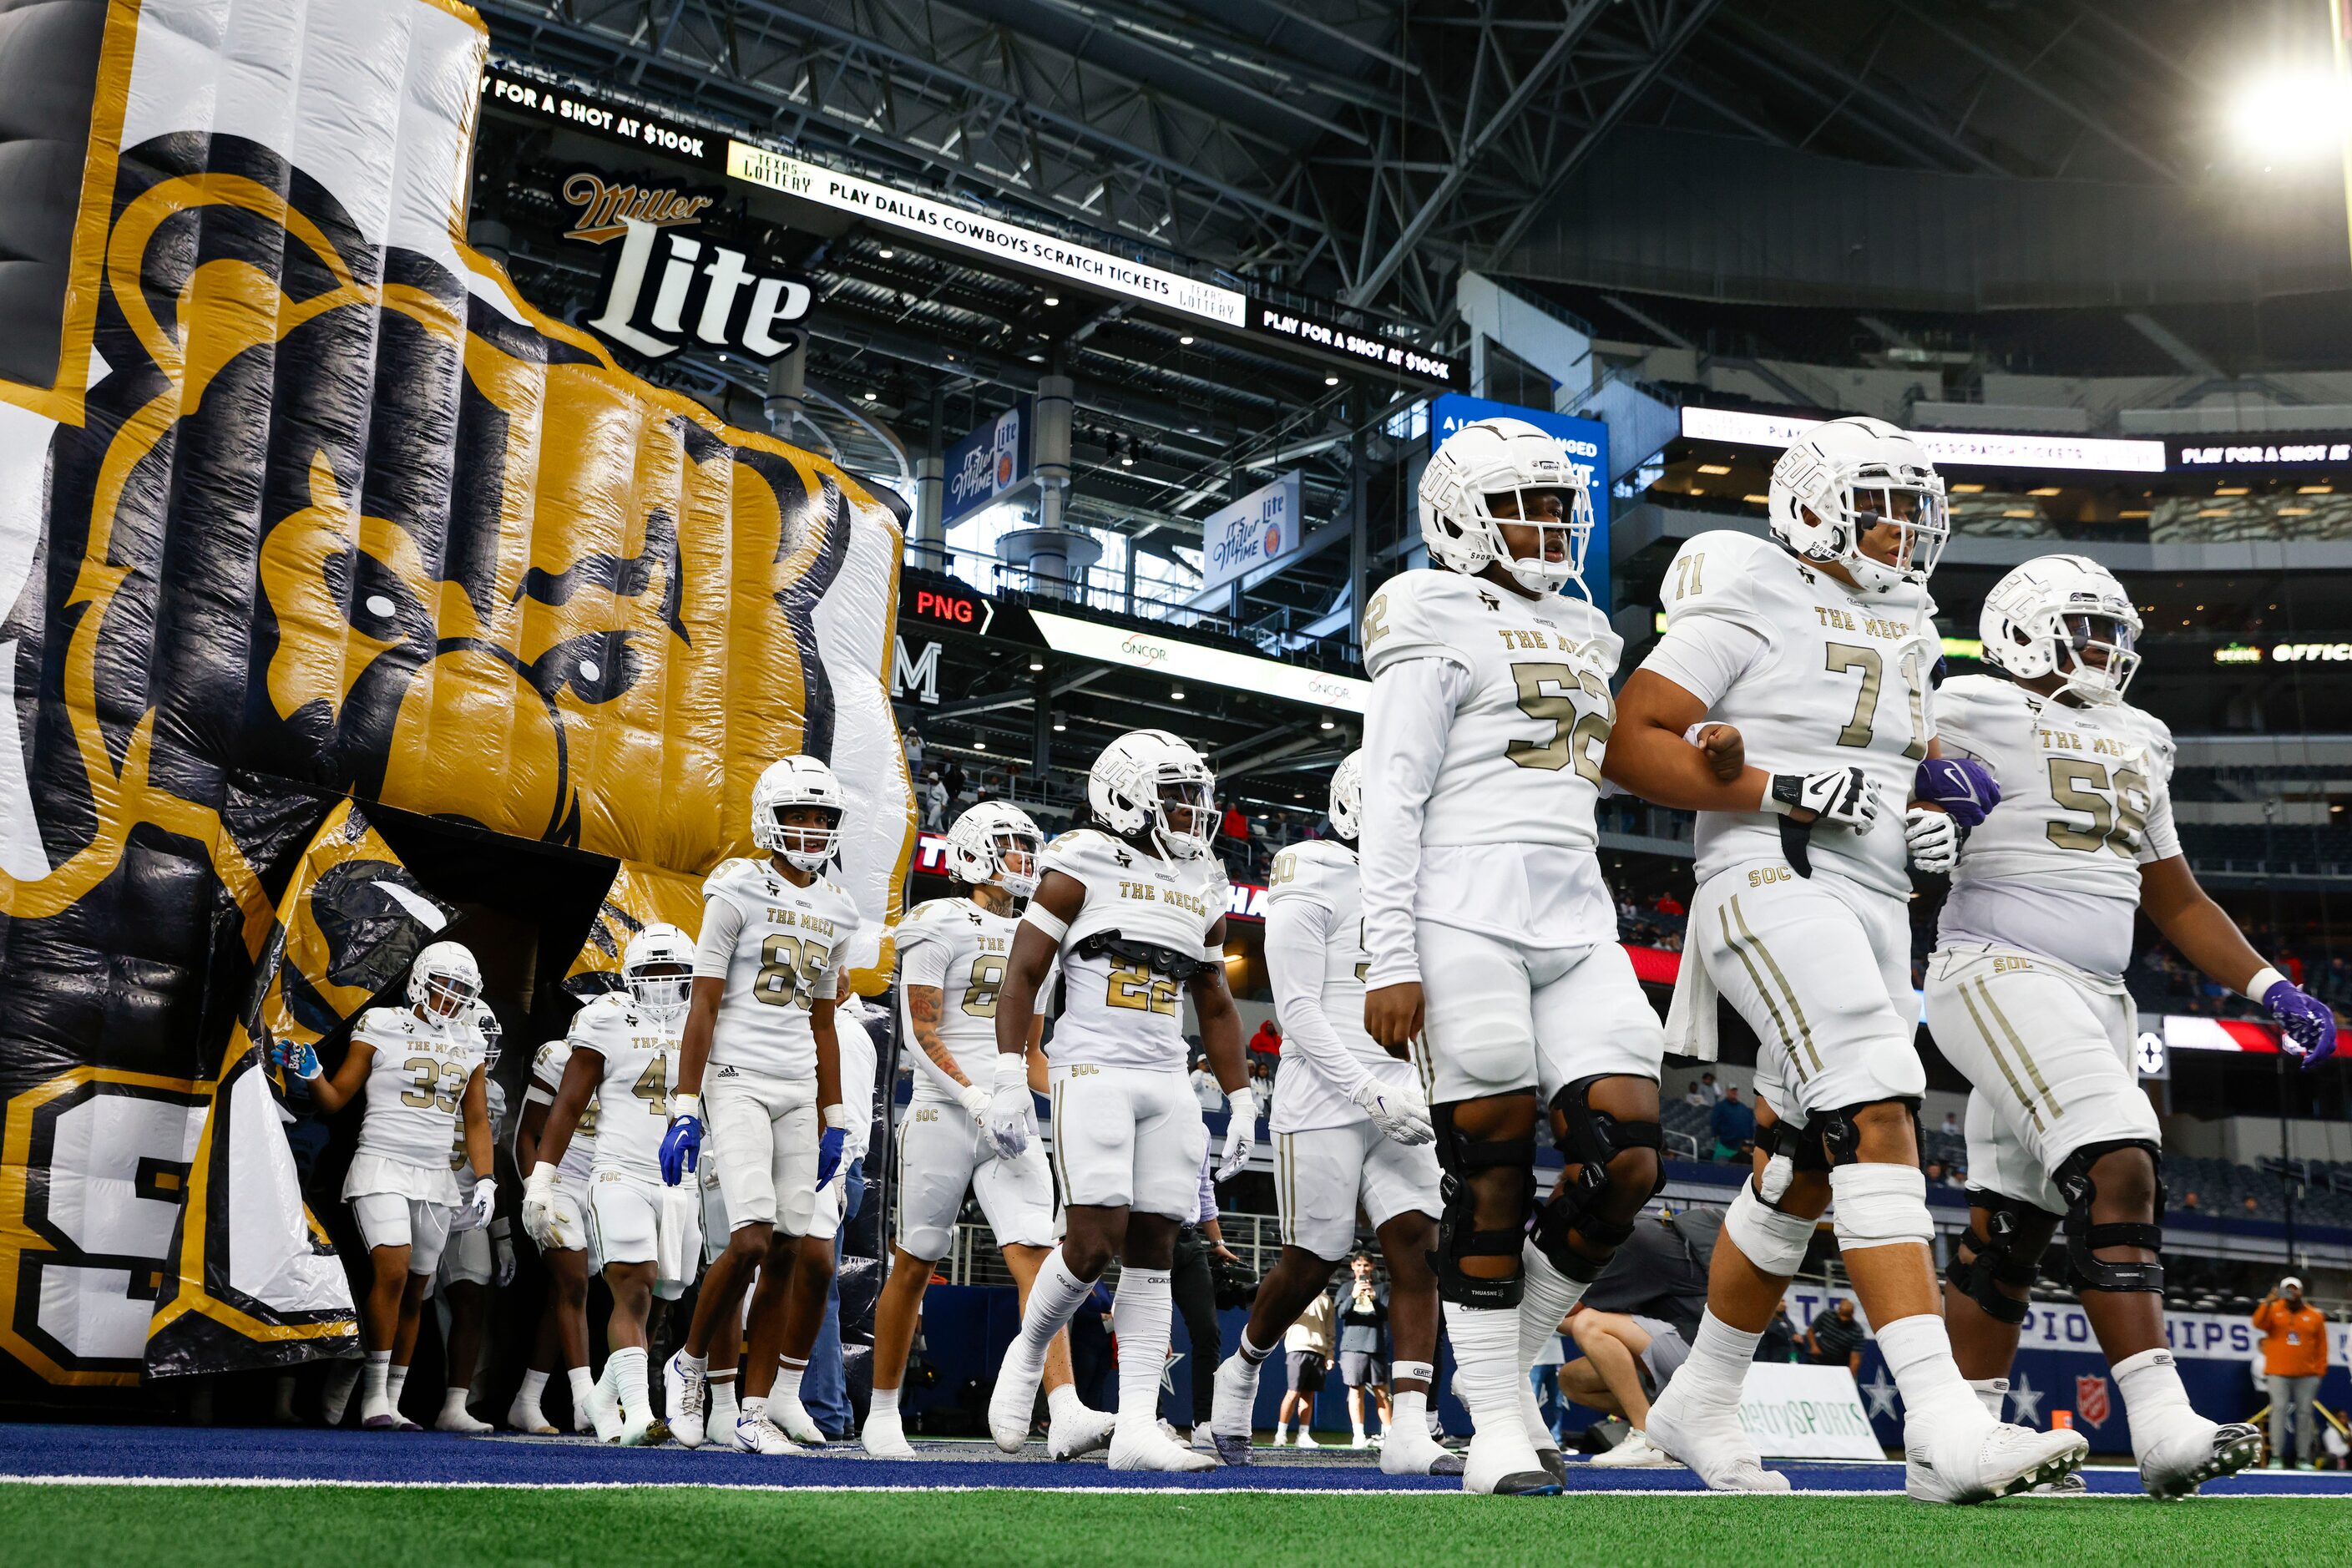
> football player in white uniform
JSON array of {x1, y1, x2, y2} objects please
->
[
  {"x1": 430, "y1": 1006, "x2": 512, "y2": 1434},
  {"x1": 1923, "y1": 554, "x2": 2325, "y2": 1496},
  {"x1": 525, "y1": 923, "x2": 703, "y2": 1445},
  {"x1": 509, "y1": 1014, "x2": 599, "y2": 1434},
  {"x1": 660, "y1": 756, "x2": 864, "y2": 1454},
  {"x1": 1607, "y1": 415, "x2": 2087, "y2": 1502},
  {"x1": 1357, "y1": 417, "x2": 1668, "y2": 1496},
  {"x1": 863, "y1": 802, "x2": 1115, "y2": 1461},
  {"x1": 300, "y1": 942, "x2": 495, "y2": 1430},
  {"x1": 1207, "y1": 752, "x2": 1456, "y2": 1477},
  {"x1": 985, "y1": 731, "x2": 1253, "y2": 1473}
]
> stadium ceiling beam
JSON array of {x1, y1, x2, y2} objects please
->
[
  {"x1": 1483, "y1": 0, "x2": 1727, "y2": 266},
  {"x1": 1885, "y1": 0, "x2": 2182, "y2": 183},
  {"x1": 1719, "y1": 12, "x2": 2011, "y2": 176},
  {"x1": 1024, "y1": 0, "x2": 1399, "y2": 119},
  {"x1": 1343, "y1": 0, "x2": 1620, "y2": 307},
  {"x1": 1247, "y1": 0, "x2": 1419, "y2": 78},
  {"x1": 2068, "y1": 0, "x2": 2210, "y2": 100}
]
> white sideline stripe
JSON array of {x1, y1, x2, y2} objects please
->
[{"x1": 0, "y1": 1474, "x2": 2342, "y2": 1499}]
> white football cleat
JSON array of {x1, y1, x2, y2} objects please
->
[
  {"x1": 358, "y1": 1394, "x2": 398, "y2": 1432},
  {"x1": 663, "y1": 1354, "x2": 706, "y2": 1449},
  {"x1": 2029, "y1": 1470, "x2": 2091, "y2": 1496},
  {"x1": 734, "y1": 1407, "x2": 798, "y2": 1455},
  {"x1": 1379, "y1": 1424, "x2": 1466, "y2": 1477},
  {"x1": 1590, "y1": 1429, "x2": 1678, "y2": 1469},
  {"x1": 771, "y1": 1391, "x2": 826, "y2": 1446},
  {"x1": 585, "y1": 1368, "x2": 625, "y2": 1444},
  {"x1": 1646, "y1": 1390, "x2": 1789, "y2": 1493},
  {"x1": 619, "y1": 1399, "x2": 655, "y2": 1448},
  {"x1": 1048, "y1": 1401, "x2": 1116, "y2": 1461},
  {"x1": 1461, "y1": 1424, "x2": 1561, "y2": 1496},
  {"x1": 1905, "y1": 1420, "x2": 2087, "y2": 1505},
  {"x1": 1108, "y1": 1423, "x2": 1218, "y2": 1472},
  {"x1": 572, "y1": 1388, "x2": 598, "y2": 1435},
  {"x1": 1208, "y1": 1353, "x2": 1261, "y2": 1466},
  {"x1": 988, "y1": 1346, "x2": 1044, "y2": 1452},
  {"x1": 2140, "y1": 1419, "x2": 2263, "y2": 1500},
  {"x1": 1269, "y1": 1428, "x2": 1291, "y2": 1448},
  {"x1": 861, "y1": 1409, "x2": 918, "y2": 1459}
]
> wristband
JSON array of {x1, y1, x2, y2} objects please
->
[
  {"x1": 1226, "y1": 1085, "x2": 1256, "y2": 1120},
  {"x1": 993, "y1": 1053, "x2": 1029, "y2": 1086},
  {"x1": 1019, "y1": 903, "x2": 1070, "y2": 945},
  {"x1": 822, "y1": 1102, "x2": 852, "y2": 1130},
  {"x1": 2244, "y1": 966, "x2": 2288, "y2": 1004},
  {"x1": 490, "y1": 1216, "x2": 511, "y2": 1242},
  {"x1": 670, "y1": 1091, "x2": 701, "y2": 1121},
  {"x1": 1762, "y1": 774, "x2": 1802, "y2": 817}
]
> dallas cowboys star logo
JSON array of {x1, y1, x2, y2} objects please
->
[
  {"x1": 1161, "y1": 1345, "x2": 1184, "y2": 1396},
  {"x1": 1862, "y1": 1366, "x2": 1901, "y2": 1420},
  {"x1": 2006, "y1": 1373, "x2": 2044, "y2": 1424}
]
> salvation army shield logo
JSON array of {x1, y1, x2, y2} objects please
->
[{"x1": 2076, "y1": 1374, "x2": 2111, "y2": 1427}]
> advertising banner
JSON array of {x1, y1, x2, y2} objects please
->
[
  {"x1": 1201, "y1": 472, "x2": 1303, "y2": 594},
  {"x1": 1733, "y1": 1363, "x2": 1884, "y2": 1459},
  {"x1": 945, "y1": 399, "x2": 1034, "y2": 528}
]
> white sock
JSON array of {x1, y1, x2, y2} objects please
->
[
  {"x1": 775, "y1": 1357, "x2": 807, "y2": 1404},
  {"x1": 1968, "y1": 1377, "x2": 2009, "y2": 1421},
  {"x1": 1112, "y1": 1268, "x2": 1174, "y2": 1434},
  {"x1": 609, "y1": 1347, "x2": 649, "y2": 1421},
  {"x1": 567, "y1": 1365, "x2": 595, "y2": 1414},
  {"x1": 871, "y1": 1384, "x2": 902, "y2": 1418},
  {"x1": 678, "y1": 1350, "x2": 707, "y2": 1376},
  {"x1": 1518, "y1": 1243, "x2": 1587, "y2": 1374},
  {"x1": 1353, "y1": 1419, "x2": 1368, "y2": 1439},
  {"x1": 2114, "y1": 1348, "x2": 2197, "y2": 1460},
  {"x1": 1015, "y1": 1250, "x2": 1095, "y2": 1362},
  {"x1": 1237, "y1": 1327, "x2": 1276, "y2": 1366},
  {"x1": 708, "y1": 1371, "x2": 740, "y2": 1426},
  {"x1": 517, "y1": 1368, "x2": 550, "y2": 1406},
  {"x1": 1046, "y1": 1383, "x2": 1084, "y2": 1420},
  {"x1": 362, "y1": 1350, "x2": 392, "y2": 1408},
  {"x1": 1876, "y1": 1312, "x2": 1990, "y2": 1431},
  {"x1": 441, "y1": 1386, "x2": 471, "y2": 1421},
  {"x1": 1674, "y1": 1309, "x2": 1763, "y2": 1412},
  {"x1": 387, "y1": 1363, "x2": 410, "y2": 1409},
  {"x1": 1393, "y1": 1388, "x2": 1429, "y2": 1439},
  {"x1": 1447, "y1": 1305, "x2": 1529, "y2": 1444}
]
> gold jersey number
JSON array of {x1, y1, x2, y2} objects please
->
[
  {"x1": 1824, "y1": 642, "x2": 1930, "y2": 761},
  {"x1": 1505, "y1": 661, "x2": 1613, "y2": 785},
  {"x1": 754, "y1": 933, "x2": 832, "y2": 1009},
  {"x1": 2045, "y1": 759, "x2": 2150, "y2": 858},
  {"x1": 962, "y1": 954, "x2": 1008, "y2": 1019},
  {"x1": 400, "y1": 1056, "x2": 469, "y2": 1114},
  {"x1": 1106, "y1": 960, "x2": 1180, "y2": 1016},
  {"x1": 630, "y1": 1051, "x2": 670, "y2": 1117}
]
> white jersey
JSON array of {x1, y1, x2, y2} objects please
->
[
  {"x1": 1933, "y1": 675, "x2": 2179, "y2": 979},
  {"x1": 1041, "y1": 827, "x2": 1227, "y2": 1071},
  {"x1": 1644, "y1": 530, "x2": 1940, "y2": 899},
  {"x1": 566, "y1": 992, "x2": 685, "y2": 1181},
  {"x1": 695, "y1": 857, "x2": 864, "y2": 1081},
  {"x1": 896, "y1": 896, "x2": 1018, "y2": 1105},
  {"x1": 1264, "y1": 840, "x2": 1418, "y2": 1135},
  {"x1": 524, "y1": 1038, "x2": 597, "y2": 1186},
  {"x1": 1358, "y1": 569, "x2": 1622, "y2": 983},
  {"x1": 352, "y1": 1005, "x2": 486, "y2": 1169},
  {"x1": 452, "y1": 1078, "x2": 508, "y2": 1182}
]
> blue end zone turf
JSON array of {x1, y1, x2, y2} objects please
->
[{"x1": 1, "y1": 1425, "x2": 2348, "y2": 1496}]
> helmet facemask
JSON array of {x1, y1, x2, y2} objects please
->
[
  {"x1": 2047, "y1": 610, "x2": 2141, "y2": 705},
  {"x1": 1151, "y1": 772, "x2": 1217, "y2": 861},
  {"x1": 756, "y1": 803, "x2": 843, "y2": 872},
  {"x1": 419, "y1": 968, "x2": 478, "y2": 1021},
  {"x1": 625, "y1": 961, "x2": 694, "y2": 1024},
  {"x1": 1471, "y1": 483, "x2": 1594, "y2": 597},
  {"x1": 1820, "y1": 471, "x2": 1948, "y2": 593},
  {"x1": 987, "y1": 827, "x2": 1043, "y2": 900}
]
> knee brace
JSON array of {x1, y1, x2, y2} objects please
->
[
  {"x1": 1945, "y1": 1187, "x2": 2060, "y2": 1326},
  {"x1": 1753, "y1": 1115, "x2": 1832, "y2": 1205},
  {"x1": 2054, "y1": 1139, "x2": 2165, "y2": 1296},
  {"x1": 1724, "y1": 1180, "x2": 1816, "y2": 1277},
  {"x1": 1813, "y1": 1097, "x2": 1920, "y2": 1168},
  {"x1": 1828, "y1": 1161, "x2": 1933, "y2": 1252},
  {"x1": 1530, "y1": 1077, "x2": 1666, "y2": 1281},
  {"x1": 1429, "y1": 1098, "x2": 1536, "y2": 1310}
]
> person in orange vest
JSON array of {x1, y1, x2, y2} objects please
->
[{"x1": 2253, "y1": 1277, "x2": 2330, "y2": 1468}]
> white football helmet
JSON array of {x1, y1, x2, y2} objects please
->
[
  {"x1": 1767, "y1": 415, "x2": 1949, "y2": 596},
  {"x1": 469, "y1": 1002, "x2": 503, "y2": 1070},
  {"x1": 1980, "y1": 553, "x2": 2142, "y2": 705},
  {"x1": 947, "y1": 800, "x2": 1044, "y2": 900},
  {"x1": 1328, "y1": 749, "x2": 1364, "y2": 842},
  {"x1": 751, "y1": 755, "x2": 845, "y2": 871},
  {"x1": 1089, "y1": 729, "x2": 1216, "y2": 861},
  {"x1": 622, "y1": 921, "x2": 695, "y2": 1024},
  {"x1": 1418, "y1": 417, "x2": 1595, "y2": 596},
  {"x1": 408, "y1": 940, "x2": 481, "y2": 1020}
]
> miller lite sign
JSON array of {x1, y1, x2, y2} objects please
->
[{"x1": 561, "y1": 169, "x2": 812, "y2": 361}]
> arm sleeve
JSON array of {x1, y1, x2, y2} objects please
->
[
  {"x1": 693, "y1": 896, "x2": 745, "y2": 980},
  {"x1": 1640, "y1": 614, "x2": 1767, "y2": 710},
  {"x1": 2136, "y1": 721, "x2": 2182, "y2": 864},
  {"x1": 1264, "y1": 894, "x2": 1373, "y2": 1100},
  {"x1": 1196, "y1": 1151, "x2": 1217, "y2": 1225},
  {"x1": 1359, "y1": 656, "x2": 1469, "y2": 989}
]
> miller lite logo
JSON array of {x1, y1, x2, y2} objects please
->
[
  {"x1": 559, "y1": 167, "x2": 812, "y2": 361},
  {"x1": 2074, "y1": 1374, "x2": 2110, "y2": 1427},
  {"x1": 560, "y1": 170, "x2": 716, "y2": 244}
]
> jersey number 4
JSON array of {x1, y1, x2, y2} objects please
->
[
  {"x1": 1505, "y1": 662, "x2": 1612, "y2": 784},
  {"x1": 2046, "y1": 759, "x2": 2149, "y2": 857},
  {"x1": 631, "y1": 1052, "x2": 671, "y2": 1117},
  {"x1": 755, "y1": 934, "x2": 832, "y2": 1009}
]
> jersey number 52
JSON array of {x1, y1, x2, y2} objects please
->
[{"x1": 1505, "y1": 662, "x2": 1612, "y2": 784}]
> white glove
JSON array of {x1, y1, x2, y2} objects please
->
[
  {"x1": 1904, "y1": 807, "x2": 1959, "y2": 873},
  {"x1": 520, "y1": 1163, "x2": 559, "y2": 1250},
  {"x1": 1350, "y1": 1075, "x2": 1434, "y2": 1146},
  {"x1": 1768, "y1": 766, "x2": 1881, "y2": 833},
  {"x1": 465, "y1": 1176, "x2": 497, "y2": 1232},
  {"x1": 489, "y1": 1220, "x2": 517, "y2": 1287},
  {"x1": 984, "y1": 1054, "x2": 1032, "y2": 1160},
  {"x1": 1216, "y1": 1085, "x2": 1257, "y2": 1181}
]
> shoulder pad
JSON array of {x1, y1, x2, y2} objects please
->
[
  {"x1": 703, "y1": 857, "x2": 768, "y2": 905},
  {"x1": 568, "y1": 994, "x2": 630, "y2": 1048},
  {"x1": 1361, "y1": 569, "x2": 1476, "y2": 679},
  {"x1": 355, "y1": 1006, "x2": 409, "y2": 1039},
  {"x1": 532, "y1": 1039, "x2": 566, "y2": 1073},
  {"x1": 2117, "y1": 703, "x2": 2177, "y2": 771},
  {"x1": 1040, "y1": 828, "x2": 1120, "y2": 881},
  {"x1": 1267, "y1": 840, "x2": 1352, "y2": 908},
  {"x1": 1660, "y1": 531, "x2": 1778, "y2": 640}
]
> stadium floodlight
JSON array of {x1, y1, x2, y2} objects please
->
[{"x1": 2227, "y1": 71, "x2": 2352, "y2": 159}]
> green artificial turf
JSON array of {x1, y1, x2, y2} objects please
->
[{"x1": 2, "y1": 1484, "x2": 2342, "y2": 1568}]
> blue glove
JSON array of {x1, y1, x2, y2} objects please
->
[
  {"x1": 1914, "y1": 756, "x2": 2000, "y2": 828},
  {"x1": 660, "y1": 1102, "x2": 704, "y2": 1186},
  {"x1": 271, "y1": 1037, "x2": 321, "y2": 1081},
  {"x1": 815, "y1": 1125, "x2": 846, "y2": 1191},
  {"x1": 2263, "y1": 978, "x2": 2339, "y2": 1069}
]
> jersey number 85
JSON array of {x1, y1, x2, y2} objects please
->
[{"x1": 755, "y1": 934, "x2": 832, "y2": 1009}]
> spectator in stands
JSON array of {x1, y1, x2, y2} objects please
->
[
  {"x1": 1696, "y1": 1072, "x2": 1720, "y2": 1105},
  {"x1": 903, "y1": 728, "x2": 925, "y2": 780},
  {"x1": 942, "y1": 757, "x2": 967, "y2": 808},
  {"x1": 1939, "y1": 1110, "x2": 1960, "y2": 1137},
  {"x1": 1246, "y1": 1018, "x2": 1282, "y2": 1090},
  {"x1": 1708, "y1": 1086, "x2": 1754, "y2": 1161},
  {"x1": 1190, "y1": 1048, "x2": 1226, "y2": 1112},
  {"x1": 1807, "y1": 1298, "x2": 1865, "y2": 1377},
  {"x1": 1683, "y1": 1080, "x2": 1707, "y2": 1108},
  {"x1": 1755, "y1": 1303, "x2": 1799, "y2": 1364},
  {"x1": 2242, "y1": 1194, "x2": 2262, "y2": 1216},
  {"x1": 2254, "y1": 1277, "x2": 2329, "y2": 1469},
  {"x1": 923, "y1": 771, "x2": 948, "y2": 831},
  {"x1": 2180, "y1": 1190, "x2": 2201, "y2": 1212}
]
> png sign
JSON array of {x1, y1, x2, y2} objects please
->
[
  {"x1": 559, "y1": 167, "x2": 811, "y2": 361},
  {"x1": 1201, "y1": 472, "x2": 1302, "y2": 594}
]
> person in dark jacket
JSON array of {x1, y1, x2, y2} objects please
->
[{"x1": 1336, "y1": 1254, "x2": 1392, "y2": 1448}]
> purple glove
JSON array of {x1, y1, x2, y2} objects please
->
[
  {"x1": 2263, "y1": 979, "x2": 2339, "y2": 1069},
  {"x1": 1914, "y1": 756, "x2": 2000, "y2": 828}
]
